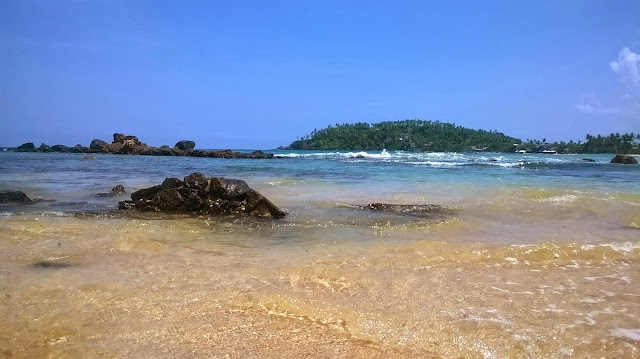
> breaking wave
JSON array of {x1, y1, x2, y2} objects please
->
[{"x1": 274, "y1": 150, "x2": 614, "y2": 169}]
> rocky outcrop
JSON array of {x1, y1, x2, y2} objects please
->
[
  {"x1": 10, "y1": 133, "x2": 276, "y2": 159},
  {"x1": 118, "y1": 173, "x2": 286, "y2": 218},
  {"x1": 0, "y1": 191, "x2": 32, "y2": 203},
  {"x1": 95, "y1": 185, "x2": 127, "y2": 197},
  {"x1": 175, "y1": 140, "x2": 196, "y2": 151},
  {"x1": 108, "y1": 133, "x2": 148, "y2": 154},
  {"x1": 38, "y1": 143, "x2": 51, "y2": 152},
  {"x1": 51, "y1": 145, "x2": 70, "y2": 152},
  {"x1": 610, "y1": 155, "x2": 638, "y2": 164},
  {"x1": 16, "y1": 143, "x2": 35, "y2": 152},
  {"x1": 90, "y1": 139, "x2": 109, "y2": 150}
]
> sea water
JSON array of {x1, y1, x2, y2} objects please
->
[{"x1": 0, "y1": 151, "x2": 639, "y2": 358}]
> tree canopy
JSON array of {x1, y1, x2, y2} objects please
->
[
  {"x1": 287, "y1": 120, "x2": 520, "y2": 152},
  {"x1": 286, "y1": 120, "x2": 640, "y2": 154}
]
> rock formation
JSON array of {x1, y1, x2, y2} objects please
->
[
  {"x1": 118, "y1": 172, "x2": 286, "y2": 218},
  {"x1": 95, "y1": 185, "x2": 127, "y2": 197},
  {"x1": 0, "y1": 191, "x2": 32, "y2": 203},
  {"x1": 16, "y1": 143, "x2": 35, "y2": 151},
  {"x1": 174, "y1": 140, "x2": 196, "y2": 151},
  {"x1": 610, "y1": 155, "x2": 638, "y2": 164},
  {"x1": 12, "y1": 133, "x2": 276, "y2": 159},
  {"x1": 90, "y1": 139, "x2": 109, "y2": 151}
]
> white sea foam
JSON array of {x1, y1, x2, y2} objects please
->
[
  {"x1": 274, "y1": 151, "x2": 582, "y2": 169},
  {"x1": 541, "y1": 194, "x2": 579, "y2": 203},
  {"x1": 611, "y1": 328, "x2": 640, "y2": 341}
]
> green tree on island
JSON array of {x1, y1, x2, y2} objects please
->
[{"x1": 287, "y1": 120, "x2": 640, "y2": 154}]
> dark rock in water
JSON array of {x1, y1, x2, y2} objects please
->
[
  {"x1": 208, "y1": 149, "x2": 234, "y2": 158},
  {"x1": 83, "y1": 156, "x2": 96, "y2": 160},
  {"x1": 209, "y1": 177, "x2": 251, "y2": 199},
  {"x1": 16, "y1": 143, "x2": 35, "y2": 152},
  {"x1": 51, "y1": 144, "x2": 70, "y2": 152},
  {"x1": 70, "y1": 145, "x2": 91, "y2": 153},
  {"x1": 12, "y1": 133, "x2": 276, "y2": 159},
  {"x1": 107, "y1": 142, "x2": 124, "y2": 153},
  {"x1": 112, "y1": 184, "x2": 127, "y2": 194},
  {"x1": 162, "y1": 177, "x2": 183, "y2": 189},
  {"x1": 351, "y1": 155, "x2": 366, "y2": 159},
  {"x1": 189, "y1": 149, "x2": 209, "y2": 157},
  {"x1": 355, "y1": 203, "x2": 453, "y2": 218},
  {"x1": 108, "y1": 133, "x2": 148, "y2": 154},
  {"x1": 90, "y1": 139, "x2": 109, "y2": 150},
  {"x1": 138, "y1": 146, "x2": 174, "y2": 156},
  {"x1": 582, "y1": 158, "x2": 596, "y2": 162},
  {"x1": 610, "y1": 155, "x2": 638, "y2": 164},
  {"x1": 38, "y1": 143, "x2": 51, "y2": 152},
  {"x1": 247, "y1": 150, "x2": 274, "y2": 159},
  {"x1": 0, "y1": 191, "x2": 32, "y2": 203},
  {"x1": 32, "y1": 260, "x2": 73, "y2": 269},
  {"x1": 119, "y1": 172, "x2": 286, "y2": 218},
  {"x1": 175, "y1": 140, "x2": 196, "y2": 151},
  {"x1": 113, "y1": 133, "x2": 140, "y2": 144},
  {"x1": 95, "y1": 185, "x2": 126, "y2": 197}
]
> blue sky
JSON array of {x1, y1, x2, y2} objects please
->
[{"x1": 1, "y1": 1, "x2": 639, "y2": 149}]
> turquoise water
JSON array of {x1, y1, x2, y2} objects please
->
[
  {"x1": 1, "y1": 150, "x2": 639, "y2": 357},
  {"x1": 1, "y1": 151, "x2": 637, "y2": 209},
  {"x1": 1, "y1": 150, "x2": 638, "y2": 247}
]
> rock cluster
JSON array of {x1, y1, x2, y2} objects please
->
[
  {"x1": 118, "y1": 172, "x2": 286, "y2": 218},
  {"x1": 13, "y1": 133, "x2": 275, "y2": 159},
  {"x1": 610, "y1": 155, "x2": 638, "y2": 164}
]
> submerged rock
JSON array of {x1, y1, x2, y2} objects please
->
[
  {"x1": 31, "y1": 260, "x2": 73, "y2": 269},
  {"x1": 610, "y1": 155, "x2": 638, "y2": 164},
  {"x1": 95, "y1": 185, "x2": 127, "y2": 198},
  {"x1": 0, "y1": 191, "x2": 32, "y2": 203},
  {"x1": 582, "y1": 158, "x2": 596, "y2": 162},
  {"x1": 354, "y1": 203, "x2": 454, "y2": 218},
  {"x1": 118, "y1": 172, "x2": 286, "y2": 218}
]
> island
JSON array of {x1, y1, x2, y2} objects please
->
[{"x1": 283, "y1": 120, "x2": 640, "y2": 154}]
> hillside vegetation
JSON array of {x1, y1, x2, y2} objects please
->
[
  {"x1": 287, "y1": 120, "x2": 519, "y2": 152},
  {"x1": 286, "y1": 120, "x2": 640, "y2": 154}
]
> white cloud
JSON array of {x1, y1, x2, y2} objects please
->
[
  {"x1": 575, "y1": 103, "x2": 621, "y2": 115},
  {"x1": 610, "y1": 47, "x2": 640, "y2": 87},
  {"x1": 577, "y1": 47, "x2": 640, "y2": 119}
]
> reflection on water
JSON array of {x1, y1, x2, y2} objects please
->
[{"x1": 0, "y1": 152, "x2": 639, "y2": 357}]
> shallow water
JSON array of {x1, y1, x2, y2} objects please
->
[{"x1": 1, "y1": 151, "x2": 639, "y2": 358}]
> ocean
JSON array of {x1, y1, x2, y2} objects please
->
[{"x1": 1, "y1": 150, "x2": 639, "y2": 358}]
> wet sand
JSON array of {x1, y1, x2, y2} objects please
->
[{"x1": 1, "y1": 203, "x2": 638, "y2": 358}]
